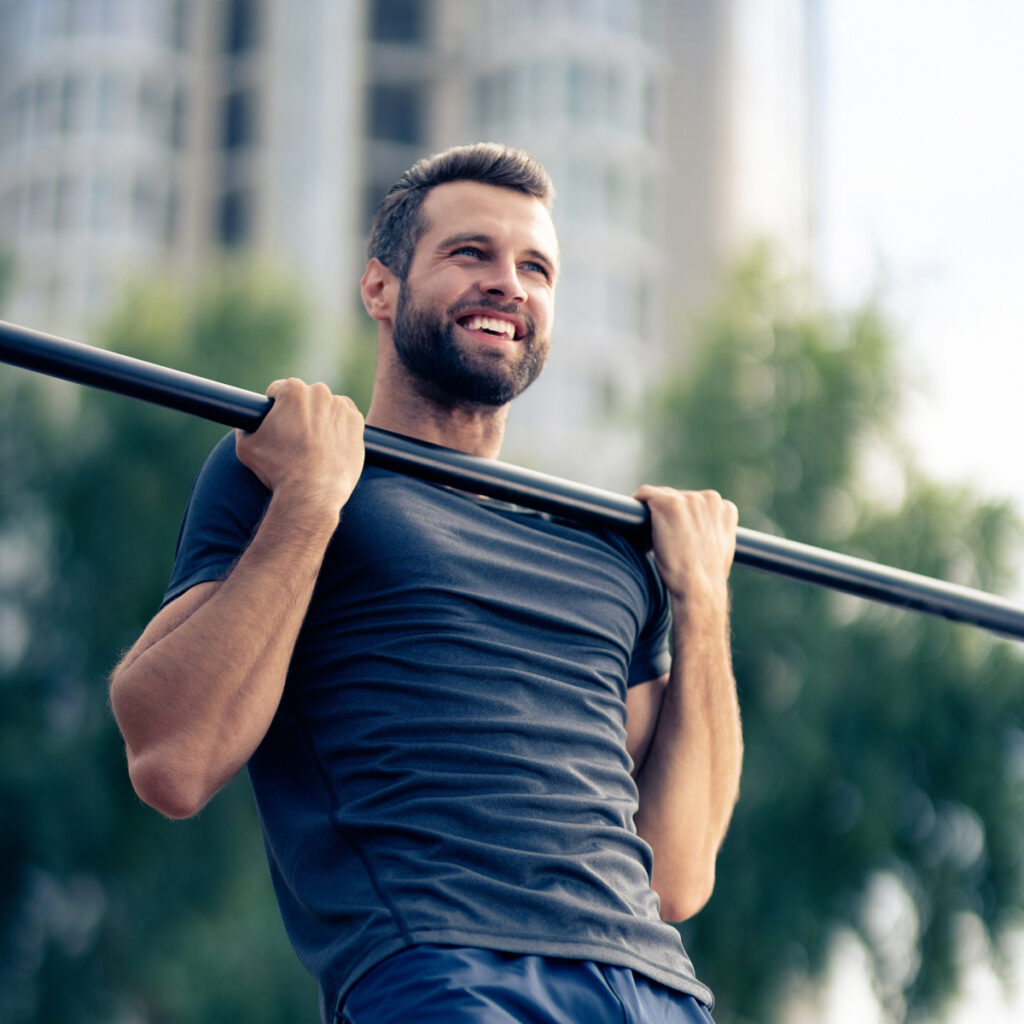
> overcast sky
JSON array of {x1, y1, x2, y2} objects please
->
[
  {"x1": 821, "y1": 0, "x2": 1024, "y2": 544},
  {"x1": 817, "y1": 10, "x2": 1024, "y2": 1018}
]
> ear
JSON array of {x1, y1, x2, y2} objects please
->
[{"x1": 360, "y1": 258, "x2": 399, "y2": 323}]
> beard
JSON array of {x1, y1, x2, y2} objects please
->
[{"x1": 392, "y1": 286, "x2": 548, "y2": 408}]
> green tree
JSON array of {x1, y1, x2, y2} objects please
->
[
  {"x1": 0, "y1": 248, "x2": 14, "y2": 309},
  {"x1": 0, "y1": 268, "x2": 345, "y2": 1022},
  {"x1": 649, "y1": 251, "x2": 1024, "y2": 1022}
]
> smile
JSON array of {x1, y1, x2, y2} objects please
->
[{"x1": 456, "y1": 312, "x2": 525, "y2": 341}]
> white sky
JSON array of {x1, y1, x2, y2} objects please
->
[
  {"x1": 814, "y1": 5, "x2": 1024, "y2": 1020},
  {"x1": 821, "y1": 0, "x2": 1024, "y2": 529}
]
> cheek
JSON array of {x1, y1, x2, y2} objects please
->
[
  {"x1": 406, "y1": 269, "x2": 465, "y2": 308},
  {"x1": 533, "y1": 295, "x2": 555, "y2": 335}
]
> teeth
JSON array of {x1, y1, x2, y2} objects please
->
[{"x1": 462, "y1": 315, "x2": 515, "y2": 339}]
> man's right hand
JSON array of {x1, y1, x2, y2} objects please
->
[{"x1": 235, "y1": 378, "x2": 366, "y2": 516}]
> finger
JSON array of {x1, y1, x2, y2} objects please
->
[{"x1": 632, "y1": 483, "x2": 672, "y2": 503}]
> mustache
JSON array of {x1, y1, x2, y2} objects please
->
[{"x1": 449, "y1": 298, "x2": 520, "y2": 316}]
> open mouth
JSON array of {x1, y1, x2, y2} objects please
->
[{"x1": 457, "y1": 313, "x2": 523, "y2": 341}]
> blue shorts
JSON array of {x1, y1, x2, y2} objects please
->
[{"x1": 339, "y1": 944, "x2": 716, "y2": 1024}]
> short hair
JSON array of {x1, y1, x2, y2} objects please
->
[{"x1": 367, "y1": 142, "x2": 555, "y2": 279}]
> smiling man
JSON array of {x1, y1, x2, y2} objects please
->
[
  {"x1": 364, "y1": 172, "x2": 556, "y2": 441},
  {"x1": 109, "y1": 144, "x2": 741, "y2": 1024}
]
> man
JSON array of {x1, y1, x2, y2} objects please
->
[{"x1": 109, "y1": 143, "x2": 742, "y2": 1023}]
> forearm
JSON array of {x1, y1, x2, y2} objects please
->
[
  {"x1": 634, "y1": 590, "x2": 742, "y2": 920},
  {"x1": 110, "y1": 488, "x2": 339, "y2": 818}
]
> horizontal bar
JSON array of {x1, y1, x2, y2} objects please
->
[
  {"x1": 3, "y1": 318, "x2": 1023, "y2": 641},
  {"x1": 0, "y1": 319, "x2": 270, "y2": 428}
]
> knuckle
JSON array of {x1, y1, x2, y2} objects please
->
[{"x1": 270, "y1": 376, "x2": 305, "y2": 398}]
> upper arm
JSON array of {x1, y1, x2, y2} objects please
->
[{"x1": 625, "y1": 673, "x2": 668, "y2": 776}]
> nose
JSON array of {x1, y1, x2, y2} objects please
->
[{"x1": 480, "y1": 257, "x2": 527, "y2": 304}]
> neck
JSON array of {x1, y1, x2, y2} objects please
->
[{"x1": 366, "y1": 361, "x2": 509, "y2": 459}]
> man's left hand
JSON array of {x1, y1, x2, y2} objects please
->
[{"x1": 632, "y1": 486, "x2": 738, "y2": 603}]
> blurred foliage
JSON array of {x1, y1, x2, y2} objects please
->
[
  {"x1": 651, "y1": 250, "x2": 1024, "y2": 1023},
  {"x1": 0, "y1": 267, "x2": 333, "y2": 1022},
  {"x1": 3, "y1": 249, "x2": 1023, "y2": 1024},
  {"x1": 0, "y1": 247, "x2": 14, "y2": 308},
  {"x1": 337, "y1": 316, "x2": 379, "y2": 415}
]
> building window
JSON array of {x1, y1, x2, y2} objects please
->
[
  {"x1": 164, "y1": 186, "x2": 179, "y2": 245},
  {"x1": 642, "y1": 74, "x2": 657, "y2": 143},
  {"x1": 217, "y1": 188, "x2": 250, "y2": 246},
  {"x1": 568, "y1": 62, "x2": 599, "y2": 125},
  {"x1": 34, "y1": 78, "x2": 59, "y2": 137},
  {"x1": 370, "y1": 0, "x2": 426, "y2": 44},
  {"x1": 138, "y1": 77, "x2": 166, "y2": 143},
  {"x1": 476, "y1": 73, "x2": 505, "y2": 133},
  {"x1": 97, "y1": 73, "x2": 127, "y2": 133},
  {"x1": 224, "y1": 0, "x2": 260, "y2": 53},
  {"x1": 169, "y1": 0, "x2": 190, "y2": 50},
  {"x1": 368, "y1": 83, "x2": 423, "y2": 145},
  {"x1": 90, "y1": 173, "x2": 118, "y2": 233},
  {"x1": 169, "y1": 85, "x2": 187, "y2": 148},
  {"x1": 3, "y1": 185, "x2": 25, "y2": 238},
  {"x1": 221, "y1": 89, "x2": 255, "y2": 149},
  {"x1": 29, "y1": 179, "x2": 53, "y2": 233},
  {"x1": 58, "y1": 75, "x2": 83, "y2": 134},
  {"x1": 604, "y1": 167, "x2": 626, "y2": 228},
  {"x1": 54, "y1": 174, "x2": 75, "y2": 231},
  {"x1": 132, "y1": 174, "x2": 160, "y2": 241},
  {"x1": 11, "y1": 86, "x2": 31, "y2": 145}
]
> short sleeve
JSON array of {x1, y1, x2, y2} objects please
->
[
  {"x1": 161, "y1": 433, "x2": 271, "y2": 608},
  {"x1": 626, "y1": 551, "x2": 672, "y2": 687}
]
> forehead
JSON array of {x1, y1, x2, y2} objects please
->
[{"x1": 415, "y1": 180, "x2": 559, "y2": 268}]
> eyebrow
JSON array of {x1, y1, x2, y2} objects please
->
[{"x1": 438, "y1": 232, "x2": 559, "y2": 277}]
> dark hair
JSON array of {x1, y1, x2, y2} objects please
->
[{"x1": 367, "y1": 142, "x2": 555, "y2": 279}]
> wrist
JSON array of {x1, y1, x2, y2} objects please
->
[
  {"x1": 670, "y1": 581, "x2": 730, "y2": 632},
  {"x1": 266, "y1": 482, "x2": 345, "y2": 538}
]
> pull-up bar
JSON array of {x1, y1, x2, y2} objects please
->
[{"x1": 2, "y1": 318, "x2": 1023, "y2": 642}]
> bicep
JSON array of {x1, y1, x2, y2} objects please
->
[{"x1": 625, "y1": 673, "x2": 668, "y2": 776}]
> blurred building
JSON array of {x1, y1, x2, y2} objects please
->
[
  {"x1": 0, "y1": 0, "x2": 364, "y2": 366},
  {"x1": 0, "y1": 0, "x2": 820, "y2": 488}
]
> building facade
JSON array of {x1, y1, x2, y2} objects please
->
[{"x1": 0, "y1": 0, "x2": 820, "y2": 488}]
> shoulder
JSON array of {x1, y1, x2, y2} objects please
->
[
  {"x1": 174, "y1": 433, "x2": 271, "y2": 548},
  {"x1": 185, "y1": 432, "x2": 270, "y2": 508}
]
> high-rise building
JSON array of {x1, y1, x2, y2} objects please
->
[
  {"x1": 0, "y1": 0, "x2": 198, "y2": 336},
  {"x1": 0, "y1": 0, "x2": 820, "y2": 488},
  {"x1": 0, "y1": 0, "x2": 363, "y2": 370}
]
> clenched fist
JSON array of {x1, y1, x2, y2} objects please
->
[
  {"x1": 633, "y1": 485, "x2": 738, "y2": 604},
  {"x1": 236, "y1": 378, "x2": 366, "y2": 516}
]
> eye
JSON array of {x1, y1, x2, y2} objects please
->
[
  {"x1": 521, "y1": 260, "x2": 551, "y2": 280},
  {"x1": 452, "y1": 245, "x2": 484, "y2": 259}
]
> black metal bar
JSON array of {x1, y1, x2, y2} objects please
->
[
  {"x1": 3, "y1": 318, "x2": 1023, "y2": 641},
  {"x1": 0, "y1": 319, "x2": 270, "y2": 428}
]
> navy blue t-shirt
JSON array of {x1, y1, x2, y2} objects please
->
[{"x1": 163, "y1": 434, "x2": 713, "y2": 1019}]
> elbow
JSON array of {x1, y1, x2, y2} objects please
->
[
  {"x1": 655, "y1": 867, "x2": 716, "y2": 923},
  {"x1": 126, "y1": 749, "x2": 215, "y2": 820},
  {"x1": 110, "y1": 672, "x2": 218, "y2": 820}
]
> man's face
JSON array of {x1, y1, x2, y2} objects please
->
[{"x1": 392, "y1": 180, "x2": 558, "y2": 407}]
